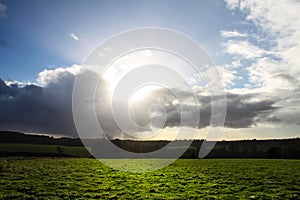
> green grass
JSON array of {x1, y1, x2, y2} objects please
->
[
  {"x1": 0, "y1": 143, "x2": 91, "y2": 157},
  {"x1": 0, "y1": 159, "x2": 299, "y2": 199}
]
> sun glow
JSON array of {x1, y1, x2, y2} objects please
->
[{"x1": 130, "y1": 85, "x2": 162, "y2": 102}]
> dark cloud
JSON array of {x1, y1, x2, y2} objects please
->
[
  {"x1": 0, "y1": 68, "x2": 130, "y2": 138},
  {"x1": 148, "y1": 90, "x2": 278, "y2": 129},
  {"x1": 0, "y1": 73, "x2": 77, "y2": 137},
  {"x1": 272, "y1": 74, "x2": 298, "y2": 85},
  {"x1": 223, "y1": 93, "x2": 276, "y2": 128}
]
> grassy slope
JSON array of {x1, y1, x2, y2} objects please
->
[{"x1": 0, "y1": 159, "x2": 299, "y2": 199}]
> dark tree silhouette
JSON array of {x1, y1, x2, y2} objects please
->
[
  {"x1": 267, "y1": 146, "x2": 282, "y2": 158},
  {"x1": 56, "y1": 146, "x2": 63, "y2": 156}
]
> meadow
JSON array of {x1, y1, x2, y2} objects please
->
[{"x1": 0, "y1": 158, "x2": 299, "y2": 199}]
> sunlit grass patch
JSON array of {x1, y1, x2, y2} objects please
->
[{"x1": 0, "y1": 159, "x2": 299, "y2": 199}]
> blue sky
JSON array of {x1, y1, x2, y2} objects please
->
[
  {"x1": 1, "y1": 0, "x2": 300, "y2": 140},
  {"x1": 0, "y1": 0, "x2": 244, "y2": 82}
]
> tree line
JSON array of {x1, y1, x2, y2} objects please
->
[{"x1": 0, "y1": 131, "x2": 299, "y2": 158}]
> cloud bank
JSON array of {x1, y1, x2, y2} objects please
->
[{"x1": 0, "y1": 65, "x2": 282, "y2": 138}]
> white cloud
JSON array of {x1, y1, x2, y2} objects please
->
[
  {"x1": 214, "y1": 59, "x2": 242, "y2": 88},
  {"x1": 37, "y1": 65, "x2": 81, "y2": 86},
  {"x1": 69, "y1": 33, "x2": 79, "y2": 41},
  {"x1": 224, "y1": 0, "x2": 300, "y2": 90},
  {"x1": 223, "y1": 40, "x2": 268, "y2": 59},
  {"x1": 231, "y1": 60, "x2": 242, "y2": 68},
  {"x1": 4, "y1": 80, "x2": 33, "y2": 87},
  {"x1": 221, "y1": 60, "x2": 242, "y2": 69},
  {"x1": 220, "y1": 30, "x2": 248, "y2": 38},
  {"x1": 225, "y1": 0, "x2": 240, "y2": 10},
  {"x1": 217, "y1": 66, "x2": 237, "y2": 87}
]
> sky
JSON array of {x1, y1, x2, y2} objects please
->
[{"x1": 0, "y1": 0, "x2": 300, "y2": 140}]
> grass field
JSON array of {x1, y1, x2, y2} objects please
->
[{"x1": 0, "y1": 158, "x2": 299, "y2": 199}]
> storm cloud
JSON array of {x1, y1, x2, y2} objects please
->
[
  {"x1": 0, "y1": 69, "x2": 77, "y2": 137},
  {"x1": 146, "y1": 89, "x2": 278, "y2": 129}
]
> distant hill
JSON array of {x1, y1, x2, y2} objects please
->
[
  {"x1": 0, "y1": 131, "x2": 299, "y2": 158},
  {"x1": 0, "y1": 131, "x2": 83, "y2": 146}
]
